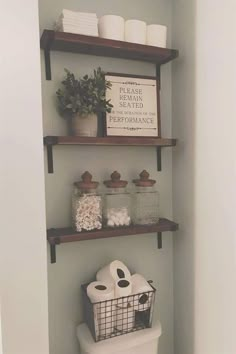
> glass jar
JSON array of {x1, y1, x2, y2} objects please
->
[
  {"x1": 72, "y1": 171, "x2": 102, "y2": 232},
  {"x1": 132, "y1": 170, "x2": 159, "y2": 225},
  {"x1": 103, "y1": 171, "x2": 131, "y2": 228}
]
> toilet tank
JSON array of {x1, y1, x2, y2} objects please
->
[{"x1": 77, "y1": 321, "x2": 162, "y2": 354}]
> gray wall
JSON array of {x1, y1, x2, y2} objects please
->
[{"x1": 39, "y1": 1, "x2": 174, "y2": 354}]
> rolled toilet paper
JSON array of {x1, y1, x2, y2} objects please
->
[
  {"x1": 87, "y1": 281, "x2": 115, "y2": 338},
  {"x1": 125, "y1": 19, "x2": 146, "y2": 44},
  {"x1": 115, "y1": 278, "x2": 132, "y2": 298},
  {"x1": 96, "y1": 260, "x2": 131, "y2": 284},
  {"x1": 87, "y1": 281, "x2": 114, "y2": 302},
  {"x1": 116, "y1": 303, "x2": 135, "y2": 332},
  {"x1": 115, "y1": 278, "x2": 134, "y2": 333},
  {"x1": 131, "y1": 274, "x2": 153, "y2": 311},
  {"x1": 98, "y1": 15, "x2": 125, "y2": 40},
  {"x1": 146, "y1": 24, "x2": 167, "y2": 48}
]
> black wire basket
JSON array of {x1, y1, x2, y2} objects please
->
[{"x1": 81, "y1": 281, "x2": 156, "y2": 342}]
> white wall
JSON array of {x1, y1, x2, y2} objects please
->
[
  {"x1": 0, "y1": 1, "x2": 49, "y2": 354},
  {"x1": 173, "y1": 0, "x2": 236, "y2": 353},
  {"x1": 0, "y1": 309, "x2": 3, "y2": 354},
  {"x1": 194, "y1": 0, "x2": 236, "y2": 353},
  {"x1": 39, "y1": 1, "x2": 174, "y2": 354}
]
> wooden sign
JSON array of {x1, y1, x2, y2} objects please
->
[{"x1": 105, "y1": 73, "x2": 160, "y2": 137}]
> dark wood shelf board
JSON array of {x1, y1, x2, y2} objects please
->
[
  {"x1": 44, "y1": 136, "x2": 177, "y2": 147},
  {"x1": 47, "y1": 218, "x2": 178, "y2": 245},
  {"x1": 40, "y1": 30, "x2": 179, "y2": 65}
]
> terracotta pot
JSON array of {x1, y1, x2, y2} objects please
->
[{"x1": 72, "y1": 113, "x2": 98, "y2": 137}]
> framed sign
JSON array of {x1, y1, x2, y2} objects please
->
[{"x1": 105, "y1": 73, "x2": 160, "y2": 137}]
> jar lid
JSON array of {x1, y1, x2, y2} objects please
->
[
  {"x1": 74, "y1": 171, "x2": 99, "y2": 190},
  {"x1": 104, "y1": 171, "x2": 128, "y2": 188},
  {"x1": 133, "y1": 170, "x2": 156, "y2": 187}
]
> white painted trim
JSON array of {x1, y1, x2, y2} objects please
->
[{"x1": 0, "y1": 0, "x2": 49, "y2": 353}]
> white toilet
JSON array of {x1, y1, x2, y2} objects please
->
[{"x1": 77, "y1": 321, "x2": 162, "y2": 354}]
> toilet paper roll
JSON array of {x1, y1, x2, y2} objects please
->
[
  {"x1": 87, "y1": 281, "x2": 114, "y2": 302},
  {"x1": 87, "y1": 281, "x2": 115, "y2": 338},
  {"x1": 96, "y1": 260, "x2": 131, "y2": 285},
  {"x1": 125, "y1": 19, "x2": 146, "y2": 44},
  {"x1": 115, "y1": 278, "x2": 132, "y2": 298},
  {"x1": 116, "y1": 303, "x2": 135, "y2": 332},
  {"x1": 98, "y1": 15, "x2": 125, "y2": 40},
  {"x1": 131, "y1": 274, "x2": 153, "y2": 311},
  {"x1": 115, "y1": 278, "x2": 134, "y2": 333},
  {"x1": 146, "y1": 24, "x2": 167, "y2": 48}
]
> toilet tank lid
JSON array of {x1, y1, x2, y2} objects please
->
[{"x1": 76, "y1": 322, "x2": 162, "y2": 354}]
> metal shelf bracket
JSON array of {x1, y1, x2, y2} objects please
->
[
  {"x1": 157, "y1": 232, "x2": 162, "y2": 249},
  {"x1": 46, "y1": 144, "x2": 54, "y2": 173},
  {"x1": 50, "y1": 244, "x2": 56, "y2": 263},
  {"x1": 156, "y1": 147, "x2": 162, "y2": 171},
  {"x1": 48, "y1": 230, "x2": 61, "y2": 263},
  {"x1": 44, "y1": 137, "x2": 58, "y2": 174},
  {"x1": 156, "y1": 65, "x2": 161, "y2": 90},
  {"x1": 44, "y1": 49, "x2": 52, "y2": 80},
  {"x1": 156, "y1": 64, "x2": 162, "y2": 171}
]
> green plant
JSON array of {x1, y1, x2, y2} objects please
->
[{"x1": 56, "y1": 67, "x2": 113, "y2": 117}]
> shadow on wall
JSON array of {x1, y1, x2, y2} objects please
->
[{"x1": 172, "y1": 0, "x2": 196, "y2": 354}]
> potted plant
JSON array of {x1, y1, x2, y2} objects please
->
[{"x1": 56, "y1": 67, "x2": 113, "y2": 136}]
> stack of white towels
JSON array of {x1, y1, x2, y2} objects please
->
[
  {"x1": 86, "y1": 260, "x2": 154, "y2": 339},
  {"x1": 55, "y1": 9, "x2": 98, "y2": 36},
  {"x1": 54, "y1": 9, "x2": 167, "y2": 47}
]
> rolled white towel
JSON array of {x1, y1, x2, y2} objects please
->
[
  {"x1": 125, "y1": 19, "x2": 146, "y2": 44},
  {"x1": 146, "y1": 24, "x2": 167, "y2": 47},
  {"x1": 98, "y1": 15, "x2": 125, "y2": 41}
]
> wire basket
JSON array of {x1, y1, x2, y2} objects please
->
[{"x1": 81, "y1": 281, "x2": 156, "y2": 342}]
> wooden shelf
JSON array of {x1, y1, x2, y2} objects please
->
[
  {"x1": 47, "y1": 218, "x2": 178, "y2": 243},
  {"x1": 40, "y1": 30, "x2": 179, "y2": 79},
  {"x1": 44, "y1": 136, "x2": 177, "y2": 147},
  {"x1": 47, "y1": 218, "x2": 179, "y2": 263},
  {"x1": 43, "y1": 136, "x2": 177, "y2": 174}
]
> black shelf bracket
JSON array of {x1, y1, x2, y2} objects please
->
[
  {"x1": 156, "y1": 64, "x2": 162, "y2": 172},
  {"x1": 50, "y1": 243, "x2": 56, "y2": 263},
  {"x1": 48, "y1": 233, "x2": 61, "y2": 263},
  {"x1": 156, "y1": 147, "x2": 162, "y2": 171},
  {"x1": 157, "y1": 232, "x2": 162, "y2": 249},
  {"x1": 156, "y1": 65, "x2": 161, "y2": 90},
  {"x1": 44, "y1": 137, "x2": 58, "y2": 173},
  {"x1": 46, "y1": 144, "x2": 54, "y2": 173},
  {"x1": 44, "y1": 49, "x2": 52, "y2": 80}
]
